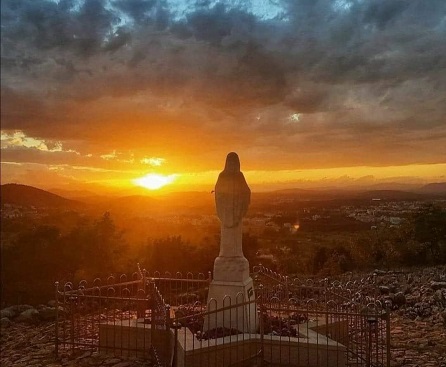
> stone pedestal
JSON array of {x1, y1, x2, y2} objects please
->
[
  {"x1": 212, "y1": 256, "x2": 250, "y2": 282},
  {"x1": 205, "y1": 277, "x2": 257, "y2": 333},
  {"x1": 205, "y1": 254, "x2": 257, "y2": 333}
]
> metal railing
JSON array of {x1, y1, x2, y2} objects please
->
[
  {"x1": 54, "y1": 266, "x2": 390, "y2": 367},
  {"x1": 172, "y1": 295, "x2": 389, "y2": 367},
  {"x1": 55, "y1": 270, "x2": 210, "y2": 366}
]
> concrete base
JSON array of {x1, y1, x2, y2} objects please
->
[
  {"x1": 99, "y1": 318, "x2": 347, "y2": 367},
  {"x1": 99, "y1": 319, "x2": 174, "y2": 363},
  {"x1": 204, "y1": 277, "x2": 258, "y2": 333},
  {"x1": 176, "y1": 325, "x2": 346, "y2": 367},
  {"x1": 99, "y1": 320, "x2": 151, "y2": 357}
]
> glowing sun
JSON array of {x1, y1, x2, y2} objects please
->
[{"x1": 133, "y1": 173, "x2": 177, "y2": 190}]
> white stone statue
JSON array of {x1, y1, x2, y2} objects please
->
[
  {"x1": 205, "y1": 152, "x2": 257, "y2": 333},
  {"x1": 215, "y1": 152, "x2": 250, "y2": 257}
]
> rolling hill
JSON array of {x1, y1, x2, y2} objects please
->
[
  {"x1": 0, "y1": 183, "x2": 82, "y2": 208},
  {"x1": 418, "y1": 182, "x2": 446, "y2": 194}
]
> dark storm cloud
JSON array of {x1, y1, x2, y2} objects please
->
[
  {"x1": 3, "y1": 0, "x2": 445, "y2": 99},
  {"x1": 0, "y1": 0, "x2": 281, "y2": 103},
  {"x1": 186, "y1": 3, "x2": 255, "y2": 45},
  {"x1": 1, "y1": 0, "x2": 118, "y2": 56},
  {"x1": 113, "y1": 0, "x2": 157, "y2": 23},
  {"x1": 1, "y1": 88, "x2": 50, "y2": 131},
  {"x1": 1, "y1": 0, "x2": 446, "y2": 168}
]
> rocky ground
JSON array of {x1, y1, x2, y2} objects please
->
[
  {"x1": 0, "y1": 321, "x2": 149, "y2": 366},
  {"x1": 1, "y1": 265, "x2": 445, "y2": 367},
  {"x1": 373, "y1": 265, "x2": 446, "y2": 367},
  {"x1": 0, "y1": 304, "x2": 151, "y2": 367}
]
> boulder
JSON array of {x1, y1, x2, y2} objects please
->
[
  {"x1": 47, "y1": 300, "x2": 57, "y2": 307},
  {"x1": 14, "y1": 304, "x2": 34, "y2": 313},
  {"x1": 374, "y1": 269, "x2": 387, "y2": 276},
  {"x1": 4, "y1": 304, "x2": 34, "y2": 316},
  {"x1": 0, "y1": 317, "x2": 12, "y2": 329},
  {"x1": 38, "y1": 306, "x2": 65, "y2": 321},
  {"x1": 434, "y1": 289, "x2": 445, "y2": 302},
  {"x1": 15, "y1": 308, "x2": 39, "y2": 323},
  {"x1": 414, "y1": 302, "x2": 432, "y2": 318},
  {"x1": 394, "y1": 292, "x2": 407, "y2": 307},
  {"x1": 431, "y1": 281, "x2": 446, "y2": 291},
  {"x1": 0, "y1": 308, "x2": 16, "y2": 319},
  {"x1": 441, "y1": 311, "x2": 446, "y2": 325}
]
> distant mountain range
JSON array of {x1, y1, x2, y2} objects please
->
[
  {"x1": 263, "y1": 184, "x2": 446, "y2": 201},
  {"x1": 1, "y1": 182, "x2": 445, "y2": 212}
]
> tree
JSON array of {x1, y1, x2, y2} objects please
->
[
  {"x1": 242, "y1": 233, "x2": 259, "y2": 264},
  {"x1": 1, "y1": 225, "x2": 62, "y2": 304},
  {"x1": 411, "y1": 205, "x2": 446, "y2": 263},
  {"x1": 60, "y1": 213, "x2": 126, "y2": 277},
  {"x1": 91, "y1": 212, "x2": 125, "y2": 273},
  {"x1": 146, "y1": 235, "x2": 197, "y2": 273}
]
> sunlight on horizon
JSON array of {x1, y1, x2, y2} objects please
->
[
  {"x1": 133, "y1": 173, "x2": 178, "y2": 190},
  {"x1": 2, "y1": 161, "x2": 445, "y2": 194}
]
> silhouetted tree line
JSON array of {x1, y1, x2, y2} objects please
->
[
  {"x1": 272, "y1": 205, "x2": 446, "y2": 275},
  {"x1": 0, "y1": 212, "x2": 259, "y2": 305},
  {"x1": 1, "y1": 212, "x2": 126, "y2": 305},
  {"x1": 138, "y1": 232, "x2": 259, "y2": 274},
  {"x1": 365, "y1": 204, "x2": 446, "y2": 267}
]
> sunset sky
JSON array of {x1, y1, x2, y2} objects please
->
[{"x1": 1, "y1": 0, "x2": 445, "y2": 193}]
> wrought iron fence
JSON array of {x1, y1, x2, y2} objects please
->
[
  {"x1": 146, "y1": 270, "x2": 211, "y2": 308},
  {"x1": 55, "y1": 269, "x2": 210, "y2": 365},
  {"x1": 55, "y1": 272, "x2": 149, "y2": 357},
  {"x1": 252, "y1": 264, "x2": 381, "y2": 309},
  {"x1": 54, "y1": 266, "x2": 390, "y2": 367},
  {"x1": 173, "y1": 295, "x2": 389, "y2": 367}
]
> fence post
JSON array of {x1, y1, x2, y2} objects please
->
[
  {"x1": 366, "y1": 311, "x2": 378, "y2": 367},
  {"x1": 166, "y1": 304, "x2": 171, "y2": 366},
  {"x1": 386, "y1": 305, "x2": 391, "y2": 367},
  {"x1": 137, "y1": 269, "x2": 147, "y2": 319},
  {"x1": 150, "y1": 282, "x2": 156, "y2": 350},
  {"x1": 54, "y1": 281, "x2": 59, "y2": 357},
  {"x1": 285, "y1": 275, "x2": 289, "y2": 300},
  {"x1": 70, "y1": 295, "x2": 75, "y2": 350},
  {"x1": 172, "y1": 319, "x2": 180, "y2": 367},
  {"x1": 258, "y1": 297, "x2": 265, "y2": 367}
]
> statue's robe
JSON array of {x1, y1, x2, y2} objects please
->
[{"x1": 214, "y1": 152, "x2": 250, "y2": 257}]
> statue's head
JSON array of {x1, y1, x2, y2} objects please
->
[{"x1": 224, "y1": 152, "x2": 240, "y2": 172}]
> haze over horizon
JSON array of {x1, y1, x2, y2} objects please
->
[{"x1": 1, "y1": 0, "x2": 445, "y2": 193}]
